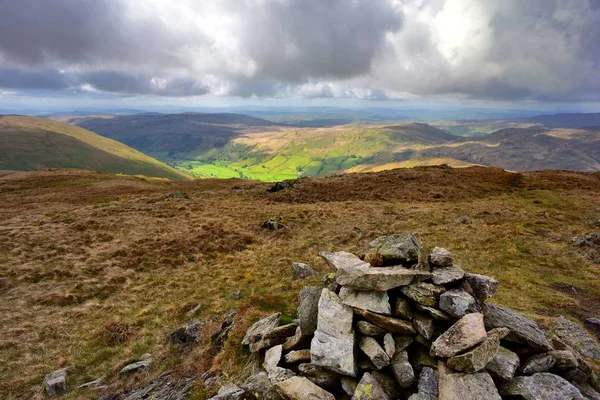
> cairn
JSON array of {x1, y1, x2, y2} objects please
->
[{"x1": 211, "y1": 233, "x2": 600, "y2": 400}]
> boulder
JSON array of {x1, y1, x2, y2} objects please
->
[
  {"x1": 44, "y1": 369, "x2": 67, "y2": 397},
  {"x1": 383, "y1": 333, "x2": 396, "y2": 358},
  {"x1": 447, "y1": 327, "x2": 509, "y2": 373},
  {"x1": 241, "y1": 372, "x2": 284, "y2": 400},
  {"x1": 365, "y1": 233, "x2": 422, "y2": 267},
  {"x1": 550, "y1": 316, "x2": 600, "y2": 359},
  {"x1": 391, "y1": 297, "x2": 413, "y2": 320},
  {"x1": 429, "y1": 247, "x2": 454, "y2": 267},
  {"x1": 394, "y1": 336, "x2": 414, "y2": 354},
  {"x1": 284, "y1": 349, "x2": 311, "y2": 364},
  {"x1": 242, "y1": 313, "x2": 283, "y2": 353},
  {"x1": 120, "y1": 355, "x2": 152, "y2": 374},
  {"x1": 337, "y1": 265, "x2": 432, "y2": 291},
  {"x1": 400, "y1": 283, "x2": 446, "y2": 307},
  {"x1": 339, "y1": 287, "x2": 391, "y2": 315},
  {"x1": 311, "y1": 289, "x2": 356, "y2": 376},
  {"x1": 391, "y1": 350, "x2": 416, "y2": 388},
  {"x1": 320, "y1": 251, "x2": 370, "y2": 271},
  {"x1": 500, "y1": 372, "x2": 583, "y2": 400},
  {"x1": 548, "y1": 350, "x2": 578, "y2": 369},
  {"x1": 430, "y1": 313, "x2": 487, "y2": 358},
  {"x1": 485, "y1": 346, "x2": 520, "y2": 383},
  {"x1": 351, "y1": 372, "x2": 391, "y2": 400},
  {"x1": 415, "y1": 304, "x2": 452, "y2": 321},
  {"x1": 275, "y1": 376, "x2": 335, "y2": 400},
  {"x1": 293, "y1": 262, "x2": 318, "y2": 279},
  {"x1": 521, "y1": 353, "x2": 556, "y2": 375},
  {"x1": 297, "y1": 363, "x2": 340, "y2": 391},
  {"x1": 298, "y1": 286, "x2": 322, "y2": 336},
  {"x1": 439, "y1": 289, "x2": 477, "y2": 319},
  {"x1": 463, "y1": 273, "x2": 499, "y2": 302},
  {"x1": 264, "y1": 345, "x2": 283, "y2": 372},
  {"x1": 483, "y1": 304, "x2": 552, "y2": 352},
  {"x1": 354, "y1": 308, "x2": 416, "y2": 335},
  {"x1": 432, "y1": 265, "x2": 465, "y2": 285},
  {"x1": 167, "y1": 320, "x2": 203, "y2": 344},
  {"x1": 417, "y1": 367, "x2": 439, "y2": 398},
  {"x1": 358, "y1": 336, "x2": 390, "y2": 370},
  {"x1": 413, "y1": 313, "x2": 435, "y2": 340},
  {"x1": 356, "y1": 320, "x2": 387, "y2": 337},
  {"x1": 438, "y1": 362, "x2": 501, "y2": 400}
]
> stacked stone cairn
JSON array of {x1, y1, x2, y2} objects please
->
[{"x1": 211, "y1": 233, "x2": 600, "y2": 400}]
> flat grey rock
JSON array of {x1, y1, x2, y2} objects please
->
[
  {"x1": 439, "y1": 289, "x2": 477, "y2": 319},
  {"x1": 430, "y1": 313, "x2": 487, "y2": 358},
  {"x1": 391, "y1": 350, "x2": 415, "y2": 389},
  {"x1": 359, "y1": 336, "x2": 390, "y2": 370},
  {"x1": 485, "y1": 346, "x2": 520, "y2": 383},
  {"x1": 351, "y1": 372, "x2": 391, "y2": 400},
  {"x1": 500, "y1": 372, "x2": 583, "y2": 400},
  {"x1": 432, "y1": 265, "x2": 465, "y2": 285},
  {"x1": 438, "y1": 362, "x2": 501, "y2": 400},
  {"x1": 339, "y1": 287, "x2": 391, "y2": 315},
  {"x1": 484, "y1": 304, "x2": 552, "y2": 352},
  {"x1": 292, "y1": 262, "x2": 318, "y2": 279},
  {"x1": 550, "y1": 316, "x2": 600, "y2": 360},
  {"x1": 275, "y1": 376, "x2": 335, "y2": 400}
]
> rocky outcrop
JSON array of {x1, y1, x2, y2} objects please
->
[
  {"x1": 218, "y1": 234, "x2": 600, "y2": 400},
  {"x1": 43, "y1": 369, "x2": 67, "y2": 397}
]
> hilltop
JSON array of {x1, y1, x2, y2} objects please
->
[
  {"x1": 0, "y1": 116, "x2": 191, "y2": 181},
  {"x1": 0, "y1": 166, "x2": 599, "y2": 398}
]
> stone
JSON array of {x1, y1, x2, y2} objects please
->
[
  {"x1": 337, "y1": 265, "x2": 432, "y2": 291},
  {"x1": 311, "y1": 289, "x2": 356, "y2": 376},
  {"x1": 447, "y1": 327, "x2": 509, "y2": 373},
  {"x1": 320, "y1": 251, "x2": 370, "y2": 271},
  {"x1": 573, "y1": 382, "x2": 600, "y2": 400},
  {"x1": 391, "y1": 297, "x2": 413, "y2": 320},
  {"x1": 394, "y1": 336, "x2": 414, "y2": 354},
  {"x1": 341, "y1": 376, "x2": 358, "y2": 396},
  {"x1": 167, "y1": 320, "x2": 203, "y2": 344},
  {"x1": 439, "y1": 289, "x2": 477, "y2": 319},
  {"x1": 359, "y1": 336, "x2": 390, "y2": 370},
  {"x1": 392, "y1": 350, "x2": 415, "y2": 388},
  {"x1": 282, "y1": 326, "x2": 311, "y2": 351},
  {"x1": 242, "y1": 313, "x2": 282, "y2": 351},
  {"x1": 430, "y1": 313, "x2": 487, "y2": 358},
  {"x1": 500, "y1": 372, "x2": 583, "y2": 400},
  {"x1": 120, "y1": 357, "x2": 152, "y2": 374},
  {"x1": 44, "y1": 369, "x2": 67, "y2": 397},
  {"x1": 438, "y1": 362, "x2": 501, "y2": 400},
  {"x1": 586, "y1": 318, "x2": 600, "y2": 334},
  {"x1": 415, "y1": 304, "x2": 452, "y2": 321},
  {"x1": 351, "y1": 372, "x2": 391, "y2": 400},
  {"x1": 429, "y1": 247, "x2": 454, "y2": 267},
  {"x1": 550, "y1": 316, "x2": 600, "y2": 359},
  {"x1": 76, "y1": 378, "x2": 103, "y2": 390},
  {"x1": 418, "y1": 367, "x2": 439, "y2": 398},
  {"x1": 293, "y1": 262, "x2": 318, "y2": 279},
  {"x1": 339, "y1": 287, "x2": 391, "y2": 315},
  {"x1": 400, "y1": 283, "x2": 446, "y2": 307},
  {"x1": 268, "y1": 367, "x2": 296, "y2": 384},
  {"x1": 297, "y1": 363, "x2": 340, "y2": 391},
  {"x1": 464, "y1": 273, "x2": 499, "y2": 302},
  {"x1": 241, "y1": 372, "x2": 284, "y2": 400},
  {"x1": 485, "y1": 346, "x2": 520, "y2": 383},
  {"x1": 211, "y1": 318, "x2": 235, "y2": 355},
  {"x1": 356, "y1": 320, "x2": 387, "y2": 337},
  {"x1": 275, "y1": 376, "x2": 335, "y2": 400},
  {"x1": 483, "y1": 304, "x2": 552, "y2": 352},
  {"x1": 298, "y1": 286, "x2": 322, "y2": 336},
  {"x1": 383, "y1": 333, "x2": 396, "y2": 358},
  {"x1": 365, "y1": 233, "x2": 422, "y2": 267},
  {"x1": 284, "y1": 349, "x2": 311, "y2": 364},
  {"x1": 413, "y1": 313, "x2": 435, "y2": 340},
  {"x1": 262, "y1": 218, "x2": 285, "y2": 230},
  {"x1": 264, "y1": 323, "x2": 297, "y2": 340},
  {"x1": 432, "y1": 265, "x2": 465, "y2": 285},
  {"x1": 371, "y1": 370, "x2": 403, "y2": 399},
  {"x1": 521, "y1": 353, "x2": 556, "y2": 375},
  {"x1": 548, "y1": 350, "x2": 578, "y2": 369},
  {"x1": 210, "y1": 384, "x2": 246, "y2": 400},
  {"x1": 354, "y1": 308, "x2": 416, "y2": 335},
  {"x1": 264, "y1": 345, "x2": 283, "y2": 372}
]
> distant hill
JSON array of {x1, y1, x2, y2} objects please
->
[
  {"x1": 0, "y1": 115, "x2": 191, "y2": 180},
  {"x1": 518, "y1": 113, "x2": 600, "y2": 129}
]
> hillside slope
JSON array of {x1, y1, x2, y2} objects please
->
[{"x1": 0, "y1": 116, "x2": 191, "y2": 180}]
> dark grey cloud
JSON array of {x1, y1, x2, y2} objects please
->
[{"x1": 0, "y1": 0, "x2": 598, "y2": 102}]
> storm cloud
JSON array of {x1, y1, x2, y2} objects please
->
[{"x1": 0, "y1": 0, "x2": 598, "y2": 101}]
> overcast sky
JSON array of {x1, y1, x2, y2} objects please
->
[{"x1": 0, "y1": 0, "x2": 599, "y2": 110}]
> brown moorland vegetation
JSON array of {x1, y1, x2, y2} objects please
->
[{"x1": 1, "y1": 166, "x2": 599, "y2": 399}]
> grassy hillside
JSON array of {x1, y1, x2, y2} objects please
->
[
  {"x1": 74, "y1": 113, "x2": 600, "y2": 181},
  {"x1": 0, "y1": 167, "x2": 599, "y2": 399},
  {"x1": 0, "y1": 116, "x2": 191, "y2": 181}
]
